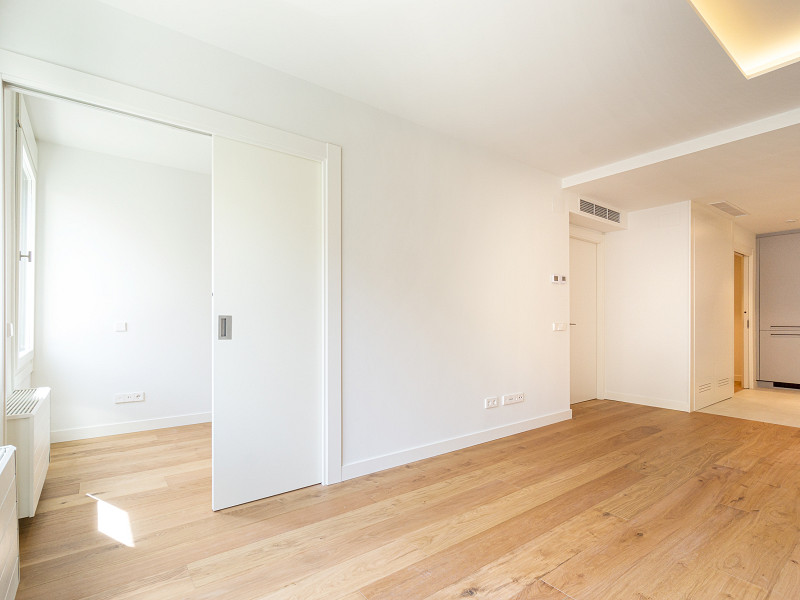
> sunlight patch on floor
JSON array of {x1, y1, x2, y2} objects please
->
[{"x1": 87, "y1": 494, "x2": 135, "y2": 547}]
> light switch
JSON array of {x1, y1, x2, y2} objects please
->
[
  {"x1": 552, "y1": 322, "x2": 568, "y2": 331},
  {"x1": 114, "y1": 321, "x2": 127, "y2": 332}
]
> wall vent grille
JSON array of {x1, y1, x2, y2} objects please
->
[
  {"x1": 580, "y1": 199, "x2": 621, "y2": 224},
  {"x1": 718, "y1": 378, "x2": 731, "y2": 387},
  {"x1": 698, "y1": 382, "x2": 713, "y2": 394}
]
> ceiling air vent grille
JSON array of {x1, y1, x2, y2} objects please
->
[
  {"x1": 709, "y1": 201, "x2": 748, "y2": 217},
  {"x1": 580, "y1": 199, "x2": 621, "y2": 224}
]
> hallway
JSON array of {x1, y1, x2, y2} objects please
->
[{"x1": 699, "y1": 386, "x2": 800, "y2": 429}]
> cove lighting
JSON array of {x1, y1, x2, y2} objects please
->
[{"x1": 688, "y1": 0, "x2": 800, "y2": 78}]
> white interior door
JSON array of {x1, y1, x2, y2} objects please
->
[
  {"x1": 570, "y1": 237, "x2": 597, "y2": 404},
  {"x1": 212, "y1": 136, "x2": 323, "y2": 510}
]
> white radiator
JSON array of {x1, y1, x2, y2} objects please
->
[
  {"x1": 0, "y1": 447, "x2": 19, "y2": 600},
  {"x1": 7, "y1": 387, "x2": 51, "y2": 518}
]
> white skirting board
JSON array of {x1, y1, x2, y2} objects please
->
[
  {"x1": 604, "y1": 392, "x2": 689, "y2": 413},
  {"x1": 341, "y1": 410, "x2": 573, "y2": 481},
  {"x1": 51, "y1": 412, "x2": 211, "y2": 443}
]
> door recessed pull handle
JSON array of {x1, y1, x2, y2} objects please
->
[{"x1": 218, "y1": 315, "x2": 232, "y2": 340}]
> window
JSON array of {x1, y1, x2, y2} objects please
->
[{"x1": 17, "y1": 137, "x2": 36, "y2": 367}]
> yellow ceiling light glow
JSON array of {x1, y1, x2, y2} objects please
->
[{"x1": 688, "y1": 0, "x2": 800, "y2": 78}]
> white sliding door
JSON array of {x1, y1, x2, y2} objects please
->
[{"x1": 212, "y1": 136, "x2": 323, "y2": 510}]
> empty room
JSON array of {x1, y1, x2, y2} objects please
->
[{"x1": 1, "y1": 1, "x2": 800, "y2": 599}]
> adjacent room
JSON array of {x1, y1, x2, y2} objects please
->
[
  {"x1": 1, "y1": 1, "x2": 800, "y2": 599},
  {"x1": 23, "y1": 94, "x2": 212, "y2": 443}
]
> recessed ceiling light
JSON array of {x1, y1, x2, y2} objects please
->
[
  {"x1": 688, "y1": 0, "x2": 800, "y2": 78},
  {"x1": 786, "y1": 219, "x2": 798, "y2": 223}
]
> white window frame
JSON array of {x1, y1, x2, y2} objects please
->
[
  {"x1": 15, "y1": 133, "x2": 35, "y2": 378},
  {"x1": 14, "y1": 96, "x2": 37, "y2": 387}
]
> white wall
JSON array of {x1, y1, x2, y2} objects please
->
[
  {"x1": 33, "y1": 142, "x2": 211, "y2": 441},
  {"x1": 734, "y1": 224, "x2": 756, "y2": 254},
  {"x1": 604, "y1": 201, "x2": 692, "y2": 411},
  {"x1": 0, "y1": 0, "x2": 571, "y2": 473}
]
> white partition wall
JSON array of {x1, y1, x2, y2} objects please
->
[
  {"x1": 212, "y1": 136, "x2": 324, "y2": 510},
  {"x1": 692, "y1": 203, "x2": 735, "y2": 410}
]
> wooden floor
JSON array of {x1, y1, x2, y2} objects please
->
[{"x1": 17, "y1": 400, "x2": 800, "y2": 599}]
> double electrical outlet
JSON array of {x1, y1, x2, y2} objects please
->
[
  {"x1": 115, "y1": 392, "x2": 145, "y2": 404},
  {"x1": 484, "y1": 393, "x2": 525, "y2": 409}
]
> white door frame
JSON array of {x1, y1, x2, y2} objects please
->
[
  {"x1": 569, "y1": 224, "x2": 605, "y2": 400},
  {"x1": 0, "y1": 50, "x2": 343, "y2": 484},
  {"x1": 734, "y1": 244, "x2": 755, "y2": 390}
]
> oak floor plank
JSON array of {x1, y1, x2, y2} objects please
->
[
  {"x1": 768, "y1": 540, "x2": 800, "y2": 599},
  {"x1": 360, "y1": 468, "x2": 640, "y2": 600},
  {"x1": 187, "y1": 452, "x2": 640, "y2": 600},
  {"x1": 540, "y1": 463, "x2": 747, "y2": 598},
  {"x1": 601, "y1": 435, "x2": 740, "y2": 520},
  {"x1": 83, "y1": 567, "x2": 197, "y2": 600},
  {"x1": 712, "y1": 487, "x2": 800, "y2": 591},
  {"x1": 583, "y1": 504, "x2": 750, "y2": 599},
  {"x1": 510, "y1": 580, "x2": 573, "y2": 599},
  {"x1": 187, "y1": 477, "x2": 519, "y2": 589},
  {"x1": 411, "y1": 508, "x2": 624, "y2": 600}
]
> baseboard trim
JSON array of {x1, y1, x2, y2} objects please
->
[
  {"x1": 341, "y1": 409, "x2": 572, "y2": 481},
  {"x1": 52, "y1": 412, "x2": 212, "y2": 443},
  {"x1": 605, "y1": 392, "x2": 689, "y2": 413}
]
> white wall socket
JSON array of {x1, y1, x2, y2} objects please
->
[
  {"x1": 502, "y1": 392, "x2": 524, "y2": 405},
  {"x1": 484, "y1": 396, "x2": 499, "y2": 409},
  {"x1": 115, "y1": 392, "x2": 145, "y2": 404}
]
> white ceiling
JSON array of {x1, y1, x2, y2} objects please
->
[
  {"x1": 24, "y1": 95, "x2": 211, "y2": 175},
  {"x1": 569, "y1": 122, "x2": 800, "y2": 234},
  {"x1": 90, "y1": 0, "x2": 800, "y2": 233}
]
